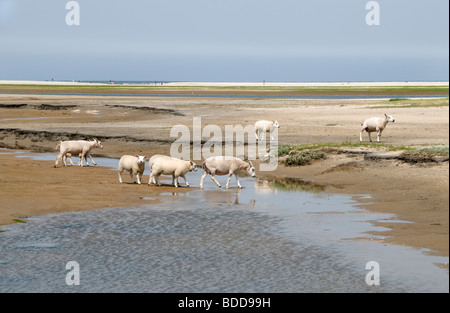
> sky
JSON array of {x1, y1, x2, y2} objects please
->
[{"x1": 0, "y1": 0, "x2": 448, "y2": 82}]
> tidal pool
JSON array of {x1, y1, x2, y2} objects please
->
[{"x1": 0, "y1": 152, "x2": 448, "y2": 293}]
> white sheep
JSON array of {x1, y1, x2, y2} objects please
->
[
  {"x1": 118, "y1": 155, "x2": 147, "y2": 184},
  {"x1": 148, "y1": 154, "x2": 176, "y2": 185},
  {"x1": 360, "y1": 114, "x2": 396, "y2": 142},
  {"x1": 254, "y1": 120, "x2": 280, "y2": 141},
  {"x1": 55, "y1": 138, "x2": 103, "y2": 167},
  {"x1": 199, "y1": 156, "x2": 256, "y2": 189},
  {"x1": 149, "y1": 157, "x2": 198, "y2": 187}
]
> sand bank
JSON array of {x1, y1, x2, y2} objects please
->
[{"x1": 0, "y1": 93, "x2": 448, "y2": 259}]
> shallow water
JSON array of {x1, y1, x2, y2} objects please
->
[{"x1": 0, "y1": 152, "x2": 448, "y2": 293}]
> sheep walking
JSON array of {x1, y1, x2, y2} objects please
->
[
  {"x1": 254, "y1": 120, "x2": 280, "y2": 141},
  {"x1": 55, "y1": 138, "x2": 103, "y2": 167},
  {"x1": 360, "y1": 114, "x2": 395, "y2": 143},
  {"x1": 118, "y1": 155, "x2": 147, "y2": 184},
  {"x1": 149, "y1": 156, "x2": 197, "y2": 187},
  {"x1": 200, "y1": 156, "x2": 256, "y2": 189},
  {"x1": 148, "y1": 155, "x2": 179, "y2": 185}
]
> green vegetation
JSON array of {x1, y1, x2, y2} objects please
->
[
  {"x1": 277, "y1": 143, "x2": 449, "y2": 166},
  {"x1": 12, "y1": 219, "x2": 26, "y2": 223},
  {"x1": 370, "y1": 97, "x2": 449, "y2": 109},
  {"x1": 401, "y1": 145, "x2": 449, "y2": 159},
  {"x1": 281, "y1": 150, "x2": 327, "y2": 166},
  {"x1": 277, "y1": 141, "x2": 413, "y2": 158},
  {"x1": 0, "y1": 84, "x2": 448, "y2": 96}
]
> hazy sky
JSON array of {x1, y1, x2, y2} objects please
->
[{"x1": 0, "y1": 0, "x2": 448, "y2": 82}]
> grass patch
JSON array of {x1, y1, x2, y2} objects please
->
[
  {"x1": 400, "y1": 145, "x2": 449, "y2": 161},
  {"x1": 370, "y1": 97, "x2": 449, "y2": 109},
  {"x1": 278, "y1": 142, "x2": 412, "y2": 157},
  {"x1": 12, "y1": 218, "x2": 26, "y2": 223},
  {"x1": 281, "y1": 150, "x2": 326, "y2": 166},
  {"x1": 326, "y1": 123, "x2": 339, "y2": 127}
]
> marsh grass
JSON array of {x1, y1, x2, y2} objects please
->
[
  {"x1": 281, "y1": 150, "x2": 326, "y2": 166},
  {"x1": 278, "y1": 142, "x2": 412, "y2": 157},
  {"x1": 401, "y1": 145, "x2": 449, "y2": 159},
  {"x1": 370, "y1": 97, "x2": 449, "y2": 109}
]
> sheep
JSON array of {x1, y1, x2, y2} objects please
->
[
  {"x1": 254, "y1": 120, "x2": 280, "y2": 141},
  {"x1": 55, "y1": 138, "x2": 103, "y2": 167},
  {"x1": 118, "y1": 155, "x2": 147, "y2": 184},
  {"x1": 149, "y1": 156, "x2": 198, "y2": 187},
  {"x1": 199, "y1": 156, "x2": 256, "y2": 189},
  {"x1": 148, "y1": 154, "x2": 174, "y2": 185},
  {"x1": 360, "y1": 114, "x2": 396, "y2": 142}
]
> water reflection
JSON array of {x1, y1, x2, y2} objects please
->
[{"x1": 256, "y1": 177, "x2": 326, "y2": 193}]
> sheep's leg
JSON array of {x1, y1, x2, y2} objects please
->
[
  {"x1": 225, "y1": 173, "x2": 233, "y2": 189},
  {"x1": 172, "y1": 175, "x2": 179, "y2": 187},
  {"x1": 235, "y1": 174, "x2": 242, "y2": 189},
  {"x1": 377, "y1": 130, "x2": 382, "y2": 143},
  {"x1": 255, "y1": 130, "x2": 260, "y2": 141},
  {"x1": 155, "y1": 175, "x2": 161, "y2": 186},
  {"x1": 360, "y1": 130, "x2": 364, "y2": 142},
  {"x1": 83, "y1": 153, "x2": 95, "y2": 166},
  {"x1": 136, "y1": 172, "x2": 142, "y2": 185},
  {"x1": 368, "y1": 132, "x2": 373, "y2": 143},
  {"x1": 55, "y1": 153, "x2": 64, "y2": 167},
  {"x1": 129, "y1": 171, "x2": 136, "y2": 184},
  {"x1": 148, "y1": 174, "x2": 154, "y2": 185},
  {"x1": 211, "y1": 174, "x2": 222, "y2": 188},
  {"x1": 118, "y1": 170, "x2": 124, "y2": 183},
  {"x1": 62, "y1": 154, "x2": 68, "y2": 167},
  {"x1": 180, "y1": 175, "x2": 189, "y2": 187},
  {"x1": 67, "y1": 154, "x2": 75, "y2": 166},
  {"x1": 89, "y1": 154, "x2": 97, "y2": 166},
  {"x1": 171, "y1": 176, "x2": 180, "y2": 186},
  {"x1": 199, "y1": 172, "x2": 208, "y2": 189},
  {"x1": 79, "y1": 153, "x2": 86, "y2": 167}
]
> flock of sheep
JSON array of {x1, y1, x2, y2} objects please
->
[{"x1": 54, "y1": 114, "x2": 395, "y2": 188}]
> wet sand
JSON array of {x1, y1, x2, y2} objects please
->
[{"x1": 0, "y1": 91, "x2": 448, "y2": 258}]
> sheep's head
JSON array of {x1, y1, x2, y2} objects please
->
[
  {"x1": 385, "y1": 114, "x2": 395, "y2": 123},
  {"x1": 190, "y1": 161, "x2": 198, "y2": 172},
  {"x1": 136, "y1": 155, "x2": 147, "y2": 164},
  {"x1": 94, "y1": 138, "x2": 104, "y2": 149},
  {"x1": 247, "y1": 161, "x2": 256, "y2": 178},
  {"x1": 273, "y1": 121, "x2": 280, "y2": 128}
]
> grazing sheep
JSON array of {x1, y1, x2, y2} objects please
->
[
  {"x1": 254, "y1": 120, "x2": 280, "y2": 141},
  {"x1": 360, "y1": 114, "x2": 395, "y2": 142},
  {"x1": 149, "y1": 157, "x2": 197, "y2": 187},
  {"x1": 118, "y1": 155, "x2": 147, "y2": 184},
  {"x1": 55, "y1": 138, "x2": 103, "y2": 167},
  {"x1": 199, "y1": 156, "x2": 256, "y2": 189}
]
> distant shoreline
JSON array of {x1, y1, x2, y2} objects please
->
[{"x1": 0, "y1": 80, "x2": 449, "y2": 87}]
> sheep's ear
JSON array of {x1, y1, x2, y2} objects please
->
[
  {"x1": 385, "y1": 114, "x2": 388, "y2": 117},
  {"x1": 135, "y1": 155, "x2": 139, "y2": 158}
]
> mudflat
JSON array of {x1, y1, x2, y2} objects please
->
[{"x1": 0, "y1": 90, "x2": 448, "y2": 258}]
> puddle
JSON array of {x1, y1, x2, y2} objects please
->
[{"x1": 0, "y1": 150, "x2": 448, "y2": 292}]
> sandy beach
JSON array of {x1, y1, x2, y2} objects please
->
[{"x1": 0, "y1": 84, "x2": 448, "y2": 259}]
